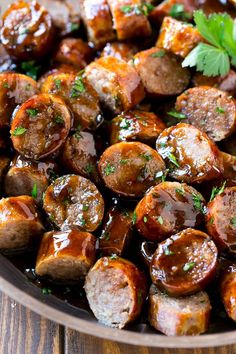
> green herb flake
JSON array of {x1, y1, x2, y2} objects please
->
[
  {"x1": 132, "y1": 211, "x2": 137, "y2": 225},
  {"x1": 167, "y1": 111, "x2": 187, "y2": 119},
  {"x1": 104, "y1": 163, "x2": 115, "y2": 176},
  {"x1": 70, "y1": 22, "x2": 80, "y2": 32},
  {"x1": 140, "y1": 153, "x2": 152, "y2": 161},
  {"x1": 183, "y1": 261, "x2": 195, "y2": 272},
  {"x1": 157, "y1": 216, "x2": 164, "y2": 225},
  {"x1": 192, "y1": 193, "x2": 206, "y2": 214},
  {"x1": 143, "y1": 216, "x2": 148, "y2": 223},
  {"x1": 176, "y1": 186, "x2": 185, "y2": 196},
  {"x1": 119, "y1": 118, "x2": 131, "y2": 129},
  {"x1": 168, "y1": 152, "x2": 180, "y2": 167},
  {"x1": 21, "y1": 60, "x2": 41, "y2": 81},
  {"x1": 216, "y1": 106, "x2": 225, "y2": 114},
  {"x1": 121, "y1": 5, "x2": 132, "y2": 13},
  {"x1": 42, "y1": 287, "x2": 52, "y2": 295},
  {"x1": 85, "y1": 163, "x2": 94, "y2": 175},
  {"x1": 26, "y1": 108, "x2": 38, "y2": 117},
  {"x1": 70, "y1": 74, "x2": 86, "y2": 98},
  {"x1": 79, "y1": 216, "x2": 86, "y2": 227},
  {"x1": 120, "y1": 159, "x2": 129, "y2": 165},
  {"x1": 210, "y1": 181, "x2": 226, "y2": 202},
  {"x1": 11, "y1": 127, "x2": 27, "y2": 136},
  {"x1": 230, "y1": 217, "x2": 236, "y2": 227},
  {"x1": 151, "y1": 50, "x2": 166, "y2": 58},
  {"x1": 110, "y1": 254, "x2": 118, "y2": 260},
  {"x1": 54, "y1": 115, "x2": 64, "y2": 124},
  {"x1": 169, "y1": 3, "x2": 191, "y2": 21},
  {"x1": 31, "y1": 183, "x2": 37, "y2": 199},
  {"x1": 54, "y1": 79, "x2": 62, "y2": 90},
  {"x1": 102, "y1": 232, "x2": 111, "y2": 241},
  {"x1": 209, "y1": 216, "x2": 214, "y2": 224},
  {"x1": 164, "y1": 246, "x2": 174, "y2": 256},
  {"x1": 82, "y1": 205, "x2": 89, "y2": 212},
  {"x1": 3, "y1": 82, "x2": 9, "y2": 89}
]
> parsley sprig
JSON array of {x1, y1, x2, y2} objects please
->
[{"x1": 182, "y1": 11, "x2": 236, "y2": 77}]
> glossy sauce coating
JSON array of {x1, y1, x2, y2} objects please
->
[
  {"x1": 101, "y1": 42, "x2": 139, "y2": 62},
  {"x1": 11, "y1": 93, "x2": 71, "y2": 160},
  {"x1": 98, "y1": 141, "x2": 166, "y2": 197},
  {"x1": 220, "y1": 264, "x2": 236, "y2": 322},
  {"x1": 0, "y1": 44, "x2": 16, "y2": 73},
  {"x1": 1, "y1": 0, "x2": 54, "y2": 60},
  {"x1": 156, "y1": 123, "x2": 223, "y2": 184},
  {"x1": 150, "y1": 228, "x2": 218, "y2": 296},
  {"x1": 43, "y1": 174, "x2": 104, "y2": 232},
  {"x1": 134, "y1": 182, "x2": 206, "y2": 242},
  {"x1": 149, "y1": 0, "x2": 196, "y2": 23}
]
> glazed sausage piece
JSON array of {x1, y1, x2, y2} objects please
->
[
  {"x1": 175, "y1": 87, "x2": 236, "y2": 142},
  {"x1": 11, "y1": 94, "x2": 71, "y2": 160},
  {"x1": 98, "y1": 142, "x2": 166, "y2": 197},
  {"x1": 43, "y1": 174, "x2": 104, "y2": 232},
  {"x1": 61, "y1": 132, "x2": 100, "y2": 185},
  {"x1": 107, "y1": 0, "x2": 152, "y2": 41},
  {"x1": 220, "y1": 264, "x2": 236, "y2": 322},
  {"x1": 0, "y1": 0, "x2": 54, "y2": 60},
  {"x1": 99, "y1": 206, "x2": 133, "y2": 257},
  {"x1": 156, "y1": 123, "x2": 223, "y2": 184},
  {"x1": 79, "y1": 0, "x2": 115, "y2": 49},
  {"x1": 37, "y1": 64, "x2": 77, "y2": 90},
  {"x1": 53, "y1": 38, "x2": 94, "y2": 70},
  {"x1": 110, "y1": 110, "x2": 166, "y2": 146},
  {"x1": 220, "y1": 151, "x2": 236, "y2": 186},
  {"x1": 138, "y1": 239, "x2": 157, "y2": 268},
  {"x1": 133, "y1": 48, "x2": 191, "y2": 97},
  {"x1": 206, "y1": 187, "x2": 236, "y2": 254},
  {"x1": 0, "y1": 44, "x2": 16, "y2": 73},
  {"x1": 85, "y1": 257, "x2": 147, "y2": 328},
  {"x1": 134, "y1": 182, "x2": 206, "y2": 242},
  {"x1": 0, "y1": 72, "x2": 39, "y2": 128},
  {"x1": 4, "y1": 155, "x2": 59, "y2": 203},
  {"x1": 35, "y1": 230, "x2": 96, "y2": 281},
  {"x1": 150, "y1": 228, "x2": 218, "y2": 296},
  {"x1": 0, "y1": 196, "x2": 45, "y2": 250},
  {"x1": 149, "y1": 0, "x2": 196, "y2": 23},
  {"x1": 156, "y1": 17, "x2": 202, "y2": 58},
  {"x1": 41, "y1": 72, "x2": 103, "y2": 130},
  {"x1": 85, "y1": 56, "x2": 145, "y2": 114},
  {"x1": 148, "y1": 284, "x2": 211, "y2": 336},
  {"x1": 101, "y1": 42, "x2": 139, "y2": 62}
]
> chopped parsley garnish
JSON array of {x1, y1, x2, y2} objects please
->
[
  {"x1": 54, "y1": 79, "x2": 62, "y2": 90},
  {"x1": 21, "y1": 60, "x2": 41, "y2": 81},
  {"x1": 167, "y1": 111, "x2": 187, "y2": 119},
  {"x1": 151, "y1": 50, "x2": 166, "y2": 58},
  {"x1": 169, "y1": 3, "x2": 191, "y2": 21},
  {"x1": 120, "y1": 118, "x2": 131, "y2": 129},
  {"x1": 42, "y1": 287, "x2": 52, "y2": 295},
  {"x1": 183, "y1": 262, "x2": 195, "y2": 272},
  {"x1": 120, "y1": 5, "x2": 132, "y2": 13},
  {"x1": 120, "y1": 159, "x2": 129, "y2": 164},
  {"x1": 132, "y1": 211, "x2": 137, "y2": 225},
  {"x1": 101, "y1": 232, "x2": 110, "y2": 241},
  {"x1": 155, "y1": 170, "x2": 167, "y2": 182},
  {"x1": 192, "y1": 193, "x2": 206, "y2": 214},
  {"x1": 164, "y1": 246, "x2": 174, "y2": 256},
  {"x1": 140, "y1": 153, "x2": 152, "y2": 161},
  {"x1": 176, "y1": 186, "x2": 185, "y2": 195},
  {"x1": 216, "y1": 106, "x2": 225, "y2": 114},
  {"x1": 11, "y1": 127, "x2": 27, "y2": 136},
  {"x1": 156, "y1": 216, "x2": 164, "y2": 225},
  {"x1": 74, "y1": 124, "x2": 82, "y2": 140},
  {"x1": 54, "y1": 115, "x2": 64, "y2": 124},
  {"x1": 79, "y1": 216, "x2": 86, "y2": 227},
  {"x1": 70, "y1": 73, "x2": 86, "y2": 98},
  {"x1": 209, "y1": 216, "x2": 214, "y2": 224},
  {"x1": 121, "y1": 3, "x2": 154, "y2": 16},
  {"x1": 110, "y1": 254, "x2": 118, "y2": 260},
  {"x1": 85, "y1": 163, "x2": 94, "y2": 175},
  {"x1": 82, "y1": 205, "x2": 89, "y2": 211},
  {"x1": 3, "y1": 82, "x2": 9, "y2": 89},
  {"x1": 26, "y1": 108, "x2": 38, "y2": 117},
  {"x1": 104, "y1": 163, "x2": 115, "y2": 176},
  {"x1": 168, "y1": 152, "x2": 180, "y2": 167},
  {"x1": 70, "y1": 22, "x2": 80, "y2": 32},
  {"x1": 230, "y1": 217, "x2": 236, "y2": 227},
  {"x1": 143, "y1": 216, "x2": 148, "y2": 223},
  {"x1": 210, "y1": 181, "x2": 226, "y2": 202},
  {"x1": 31, "y1": 183, "x2": 37, "y2": 199}
]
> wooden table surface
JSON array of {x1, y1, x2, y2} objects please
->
[{"x1": 0, "y1": 292, "x2": 236, "y2": 354}]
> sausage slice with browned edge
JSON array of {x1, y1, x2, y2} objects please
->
[
  {"x1": 220, "y1": 264, "x2": 236, "y2": 322},
  {"x1": 11, "y1": 93, "x2": 71, "y2": 160},
  {"x1": 84, "y1": 257, "x2": 147, "y2": 328},
  {"x1": 134, "y1": 182, "x2": 206, "y2": 242},
  {"x1": 149, "y1": 284, "x2": 211, "y2": 336},
  {"x1": 98, "y1": 142, "x2": 166, "y2": 197},
  {"x1": 156, "y1": 123, "x2": 223, "y2": 184},
  {"x1": 175, "y1": 87, "x2": 236, "y2": 142},
  {"x1": 36, "y1": 230, "x2": 96, "y2": 281},
  {"x1": 150, "y1": 228, "x2": 218, "y2": 296},
  {"x1": 0, "y1": 196, "x2": 45, "y2": 250},
  {"x1": 43, "y1": 174, "x2": 104, "y2": 232}
]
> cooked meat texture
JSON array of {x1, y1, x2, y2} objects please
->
[
  {"x1": 149, "y1": 0, "x2": 196, "y2": 23},
  {"x1": 0, "y1": 72, "x2": 39, "y2": 128},
  {"x1": 79, "y1": 0, "x2": 115, "y2": 48},
  {"x1": 98, "y1": 141, "x2": 166, "y2": 197},
  {"x1": 148, "y1": 284, "x2": 211, "y2": 336},
  {"x1": 134, "y1": 182, "x2": 206, "y2": 242},
  {"x1": 150, "y1": 228, "x2": 218, "y2": 296},
  {"x1": 0, "y1": 196, "x2": 45, "y2": 249},
  {"x1": 156, "y1": 17, "x2": 202, "y2": 58},
  {"x1": 11, "y1": 93, "x2": 71, "y2": 160},
  {"x1": 84, "y1": 257, "x2": 147, "y2": 328},
  {"x1": 206, "y1": 186, "x2": 236, "y2": 254},
  {"x1": 156, "y1": 123, "x2": 223, "y2": 184},
  {"x1": 133, "y1": 47, "x2": 191, "y2": 97},
  {"x1": 85, "y1": 56, "x2": 145, "y2": 114},
  {"x1": 175, "y1": 87, "x2": 236, "y2": 142},
  {"x1": 0, "y1": 44, "x2": 16, "y2": 73},
  {"x1": 38, "y1": 64, "x2": 78, "y2": 90},
  {"x1": 53, "y1": 38, "x2": 94, "y2": 70},
  {"x1": 99, "y1": 206, "x2": 133, "y2": 256},
  {"x1": 110, "y1": 110, "x2": 166, "y2": 145},
  {"x1": 36, "y1": 230, "x2": 96, "y2": 281},
  {"x1": 43, "y1": 174, "x2": 104, "y2": 232},
  {"x1": 41, "y1": 72, "x2": 103, "y2": 130},
  {"x1": 0, "y1": 0, "x2": 54, "y2": 60},
  {"x1": 220, "y1": 264, "x2": 236, "y2": 322},
  {"x1": 101, "y1": 42, "x2": 139, "y2": 62},
  {"x1": 107, "y1": 0, "x2": 152, "y2": 40},
  {"x1": 4, "y1": 155, "x2": 59, "y2": 203},
  {"x1": 219, "y1": 151, "x2": 236, "y2": 187}
]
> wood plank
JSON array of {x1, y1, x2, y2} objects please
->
[{"x1": 0, "y1": 292, "x2": 64, "y2": 354}]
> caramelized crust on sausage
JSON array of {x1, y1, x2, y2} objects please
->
[{"x1": 220, "y1": 264, "x2": 236, "y2": 322}]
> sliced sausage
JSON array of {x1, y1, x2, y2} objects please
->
[
  {"x1": 43, "y1": 174, "x2": 104, "y2": 232},
  {"x1": 220, "y1": 264, "x2": 236, "y2": 322},
  {"x1": 40, "y1": 72, "x2": 103, "y2": 130},
  {"x1": 175, "y1": 87, "x2": 236, "y2": 142},
  {"x1": 133, "y1": 47, "x2": 190, "y2": 97},
  {"x1": 156, "y1": 123, "x2": 223, "y2": 184},
  {"x1": 149, "y1": 0, "x2": 196, "y2": 23},
  {"x1": 85, "y1": 56, "x2": 145, "y2": 114},
  {"x1": 61, "y1": 132, "x2": 100, "y2": 185},
  {"x1": 53, "y1": 38, "x2": 94, "y2": 70},
  {"x1": 37, "y1": 64, "x2": 77, "y2": 90},
  {"x1": 0, "y1": 43, "x2": 16, "y2": 73},
  {"x1": 36, "y1": 230, "x2": 96, "y2": 281},
  {"x1": 0, "y1": 196, "x2": 45, "y2": 250},
  {"x1": 148, "y1": 284, "x2": 211, "y2": 336},
  {"x1": 79, "y1": 0, "x2": 115, "y2": 48},
  {"x1": 134, "y1": 182, "x2": 206, "y2": 242},
  {"x1": 206, "y1": 186, "x2": 236, "y2": 254},
  {"x1": 4, "y1": 155, "x2": 59, "y2": 203},
  {"x1": 101, "y1": 42, "x2": 139, "y2": 62},
  {"x1": 0, "y1": 72, "x2": 39, "y2": 128},
  {"x1": 84, "y1": 257, "x2": 147, "y2": 328},
  {"x1": 150, "y1": 228, "x2": 218, "y2": 296},
  {"x1": 220, "y1": 151, "x2": 236, "y2": 186},
  {"x1": 156, "y1": 17, "x2": 202, "y2": 58},
  {"x1": 99, "y1": 206, "x2": 133, "y2": 256},
  {"x1": 11, "y1": 93, "x2": 71, "y2": 160},
  {"x1": 98, "y1": 142, "x2": 166, "y2": 197},
  {"x1": 107, "y1": 0, "x2": 152, "y2": 41},
  {"x1": 0, "y1": 0, "x2": 54, "y2": 60},
  {"x1": 110, "y1": 110, "x2": 166, "y2": 146}
]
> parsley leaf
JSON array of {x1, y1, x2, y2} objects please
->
[
  {"x1": 169, "y1": 4, "x2": 191, "y2": 21},
  {"x1": 231, "y1": 217, "x2": 236, "y2": 227},
  {"x1": 183, "y1": 262, "x2": 195, "y2": 272},
  {"x1": 21, "y1": 61, "x2": 41, "y2": 80},
  {"x1": 70, "y1": 73, "x2": 85, "y2": 98},
  {"x1": 26, "y1": 108, "x2": 38, "y2": 117},
  {"x1": 32, "y1": 183, "x2": 37, "y2": 199},
  {"x1": 210, "y1": 181, "x2": 226, "y2": 201},
  {"x1": 168, "y1": 152, "x2": 179, "y2": 167},
  {"x1": 167, "y1": 110, "x2": 187, "y2": 119},
  {"x1": 151, "y1": 50, "x2": 166, "y2": 58},
  {"x1": 104, "y1": 163, "x2": 115, "y2": 176},
  {"x1": 11, "y1": 127, "x2": 27, "y2": 136}
]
